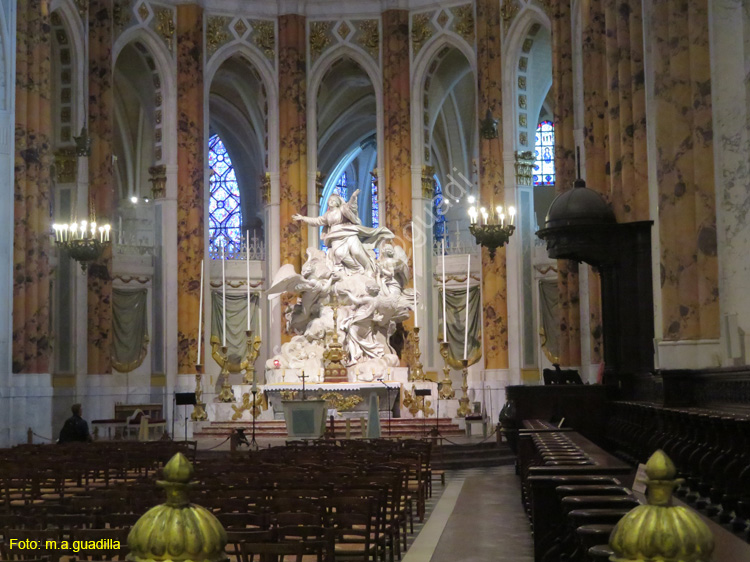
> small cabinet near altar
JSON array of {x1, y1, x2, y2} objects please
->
[{"x1": 281, "y1": 399, "x2": 328, "y2": 440}]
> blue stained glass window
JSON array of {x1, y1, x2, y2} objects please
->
[
  {"x1": 533, "y1": 120, "x2": 555, "y2": 186},
  {"x1": 433, "y1": 175, "x2": 446, "y2": 242},
  {"x1": 333, "y1": 171, "x2": 348, "y2": 200},
  {"x1": 208, "y1": 134, "x2": 242, "y2": 252},
  {"x1": 371, "y1": 174, "x2": 379, "y2": 228}
]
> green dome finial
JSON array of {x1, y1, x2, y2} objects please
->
[
  {"x1": 127, "y1": 453, "x2": 227, "y2": 562},
  {"x1": 609, "y1": 450, "x2": 714, "y2": 562}
]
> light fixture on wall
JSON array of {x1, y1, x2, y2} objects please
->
[
  {"x1": 52, "y1": 203, "x2": 111, "y2": 272},
  {"x1": 468, "y1": 196, "x2": 516, "y2": 259},
  {"x1": 480, "y1": 108, "x2": 498, "y2": 140}
]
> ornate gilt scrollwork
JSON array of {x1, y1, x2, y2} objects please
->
[
  {"x1": 411, "y1": 13, "x2": 433, "y2": 56},
  {"x1": 309, "y1": 21, "x2": 333, "y2": 60},
  {"x1": 452, "y1": 4, "x2": 474, "y2": 42},
  {"x1": 252, "y1": 20, "x2": 275, "y2": 60},
  {"x1": 421, "y1": 165, "x2": 436, "y2": 199},
  {"x1": 321, "y1": 392, "x2": 363, "y2": 413},
  {"x1": 514, "y1": 150, "x2": 535, "y2": 186},
  {"x1": 54, "y1": 147, "x2": 77, "y2": 184},
  {"x1": 231, "y1": 392, "x2": 267, "y2": 420},
  {"x1": 206, "y1": 16, "x2": 231, "y2": 58},
  {"x1": 356, "y1": 20, "x2": 379, "y2": 58},
  {"x1": 261, "y1": 172, "x2": 271, "y2": 205},
  {"x1": 148, "y1": 165, "x2": 167, "y2": 199},
  {"x1": 154, "y1": 8, "x2": 175, "y2": 52}
]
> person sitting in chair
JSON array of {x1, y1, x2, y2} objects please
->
[{"x1": 58, "y1": 403, "x2": 92, "y2": 443}]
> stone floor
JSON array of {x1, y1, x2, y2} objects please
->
[{"x1": 404, "y1": 466, "x2": 534, "y2": 562}]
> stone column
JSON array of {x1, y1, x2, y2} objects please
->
[
  {"x1": 86, "y1": 0, "x2": 114, "y2": 374},
  {"x1": 582, "y1": 0, "x2": 649, "y2": 368},
  {"x1": 551, "y1": 0, "x2": 581, "y2": 368},
  {"x1": 278, "y1": 14, "x2": 307, "y2": 342},
  {"x1": 278, "y1": 14, "x2": 307, "y2": 270},
  {"x1": 382, "y1": 10, "x2": 411, "y2": 249},
  {"x1": 176, "y1": 4, "x2": 204, "y2": 373},
  {"x1": 476, "y1": 0, "x2": 507, "y2": 369},
  {"x1": 14, "y1": 0, "x2": 52, "y2": 374},
  {"x1": 651, "y1": 0, "x2": 719, "y2": 348}
]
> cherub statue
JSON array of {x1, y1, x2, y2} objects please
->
[{"x1": 340, "y1": 280, "x2": 384, "y2": 365}]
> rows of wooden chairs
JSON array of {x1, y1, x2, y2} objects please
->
[{"x1": 0, "y1": 438, "x2": 434, "y2": 562}]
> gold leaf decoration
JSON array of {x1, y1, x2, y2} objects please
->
[
  {"x1": 206, "y1": 16, "x2": 232, "y2": 58},
  {"x1": 54, "y1": 147, "x2": 77, "y2": 184},
  {"x1": 310, "y1": 21, "x2": 333, "y2": 61},
  {"x1": 452, "y1": 4, "x2": 474, "y2": 42},
  {"x1": 411, "y1": 13, "x2": 434, "y2": 56},
  {"x1": 252, "y1": 20, "x2": 275, "y2": 61},
  {"x1": 321, "y1": 392, "x2": 363, "y2": 413},
  {"x1": 356, "y1": 19, "x2": 379, "y2": 58},
  {"x1": 154, "y1": 8, "x2": 175, "y2": 52}
]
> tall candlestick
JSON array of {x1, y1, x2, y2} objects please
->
[
  {"x1": 442, "y1": 238, "x2": 447, "y2": 343},
  {"x1": 463, "y1": 254, "x2": 470, "y2": 361},
  {"x1": 246, "y1": 229, "x2": 251, "y2": 331},
  {"x1": 222, "y1": 245, "x2": 227, "y2": 347},
  {"x1": 412, "y1": 222, "x2": 418, "y2": 328},
  {"x1": 197, "y1": 259, "x2": 204, "y2": 362}
]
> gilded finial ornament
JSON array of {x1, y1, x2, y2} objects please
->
[
  {"x1": 206, "y1": 16, "x2": 231, "y2": 58},
  {"x1": 411, "y1": 13, "x2": 434, "y2": 55},
  {"x1": 608, "y1": 450, "x2": 714, "y2": 562},
  {"x1": 309, "y1": 21, "x2": 333, "y2": 61},
  {"x1": 252, "y1": 20, "x2": 276, "y2": 61},
  {"x1": 127, "y1": 453, "x2": 227, "y2": 562},
  {"x1": 356, "y1": 20, "x2": 379, "y2": 58},
  {"x1": 154, "y1": 8, "x2": 175, "y2": 53},
  {"x1": 452, "y1": 4, "x2": 474, "y2": 42}
]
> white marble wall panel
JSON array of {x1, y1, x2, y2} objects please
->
[{"x1": 711, "y1": 0, "x2": 750, "y2": 365}]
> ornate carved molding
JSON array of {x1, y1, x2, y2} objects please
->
[
  {"x1": 54, "y1": 147, "x2": 77, "y2": 184},
  {"x1": 252, "y1": 20, "x2": 275, "y2": 61},
  {"x1": 148, "y1": 164, "x2": 167, "y2": 199},
  {"x1": 421, "y1": 165, "x2": 435, "y2": 199},
  {"x1": 411, "y1": 13, "x2": 434, "y2": 56},
  {"x1": 309, "y1": 21, "x2": 333, "y2": 61},
  {"x1": 206, "y1": 16, "x2": 231, "y2": 58},
  {"x1": 261, "y1": 172, "x2": 271, "y2": 205},
  {"x1": 153, "y1": 7, "x2": 175, "y2": 53},
  {"x1": 514, "y1": 150, "x2": 535, "y2": 186},
  {"x1": 452, "y1": 4, "x2": 474, "y2": 43},
  {"x1": 356, "y1": 19, "x2": 379, "y2": 59},
  {"x1": 500, "y1": 0, "x2": 520, "y2": 33}
]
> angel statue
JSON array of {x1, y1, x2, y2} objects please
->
[{"x1": 292, "y1": 189, "x2": 394, "y2": 275}]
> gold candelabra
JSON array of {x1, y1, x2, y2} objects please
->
[
  {"x1": 190, "y1": 364, "x2": 208, "y2": 421},
  {"x1": 216, "y1": 346, "x2": 235, "y2": 402},
  {"x1": 409, "y1": 327, "x2": 425, "y2": 381},
  {"x1": 323, "y1": 296, "x2": 348, "y2": 382},
  {"x1": 242, "y1": 330, "x2": 262, "y2": 385},
  {"x1": 457, "y1": 359, "x2": 471, "y2": 417},
  {"x1": 438, "y1": 342, "x2": 456, "y2": 399}
]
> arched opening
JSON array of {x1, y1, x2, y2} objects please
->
[
  {"x1": 208, "y1": 54, "x2": 268, "y2": 250},
  {"x1": 422, "y1": 46, "x2": 477, "y2": 247},
  {"x1": 316, "y1": 56, "x2": 378, "y2": 249}
]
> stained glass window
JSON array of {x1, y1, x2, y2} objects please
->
[
  {"x1": 333, "y1": 171, "x2": 348, "y2": 200},
  {"x1": 371, "y1": 174, "x2": 379, "y2": 228},
  {"x1": 433, "y1": 175, "x2": 446, "y2": 242},
  {"x1": 533, "y1": 120, "x2": 555, "y2": 186},
  {"x1": 208, "y1": 134, "x2": 242, "y2": 252}
]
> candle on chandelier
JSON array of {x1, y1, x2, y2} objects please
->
[
  {"x1": 258, "y1": 292, "x2": 262, "y2": 333},
  {"x1": 441, "y1": 238, "x2": 447, "y2": 343},
  {"x1": 463, "y1": 254, "x2": 471, "y2": 361},
  {"x1": 222, "y1": 245, "x2": 227, "y2": 348},
  {"x1": 246, "y1": 229, "x2": 251, "y2": 331},
  {"x1": 104, "y1": 224, "x2": 110, "y2": 242},
  {"x1": 197, "y1": 259, "x2": 204, "y2": 363},
  {"x1": 509, "y1": 206, "x2": 516, "y2": 226}
]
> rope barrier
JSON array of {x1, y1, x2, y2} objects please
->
[
  {"x1": 32, "y1": 432, "x2": 55, "y2": 442},
  {"x1": 198, "y1": 435, "x2": 232, "y2": 451}
]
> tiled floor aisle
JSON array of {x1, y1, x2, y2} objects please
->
[{"x1": 404, "y1": 466, "x2": 534, "y2": 562}]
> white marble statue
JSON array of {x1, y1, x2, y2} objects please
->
[{"x1": 266, "y1": 198, "x2": 416, "y2": 377}]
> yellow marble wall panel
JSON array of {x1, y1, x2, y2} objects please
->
[
  {"x1": 477, "y1": 0, "x2": 507, "y2": 369},
  {"x1": 87, "y1": 0, "x2": 115, "y2": 374},
  {"x1": 551, "y1": 0, "x2": 582, "y2": 366},
  {"x1": 278, "y1": 14, "x2": 307, "y2": 341},
  {"x1": 383, "y1": 10, "x2": 411, "y2": 248},
  {"x1": 176, "y1": 4, "x2": 204, "y2": 371},
  {"x1": 652, "y1": 0, "x2": 719, "y2": 340},
  {"x1": 13, "y1": 0, "x2": 52, "y2": 374}
]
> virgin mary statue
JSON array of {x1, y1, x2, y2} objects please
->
[{"x1": 293, "y1": 189, "x2": 394, "y2": 275}]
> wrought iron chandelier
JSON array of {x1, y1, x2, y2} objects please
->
[{"x1": 468, "y1": 197, "x2": 516, "y2": 259}]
